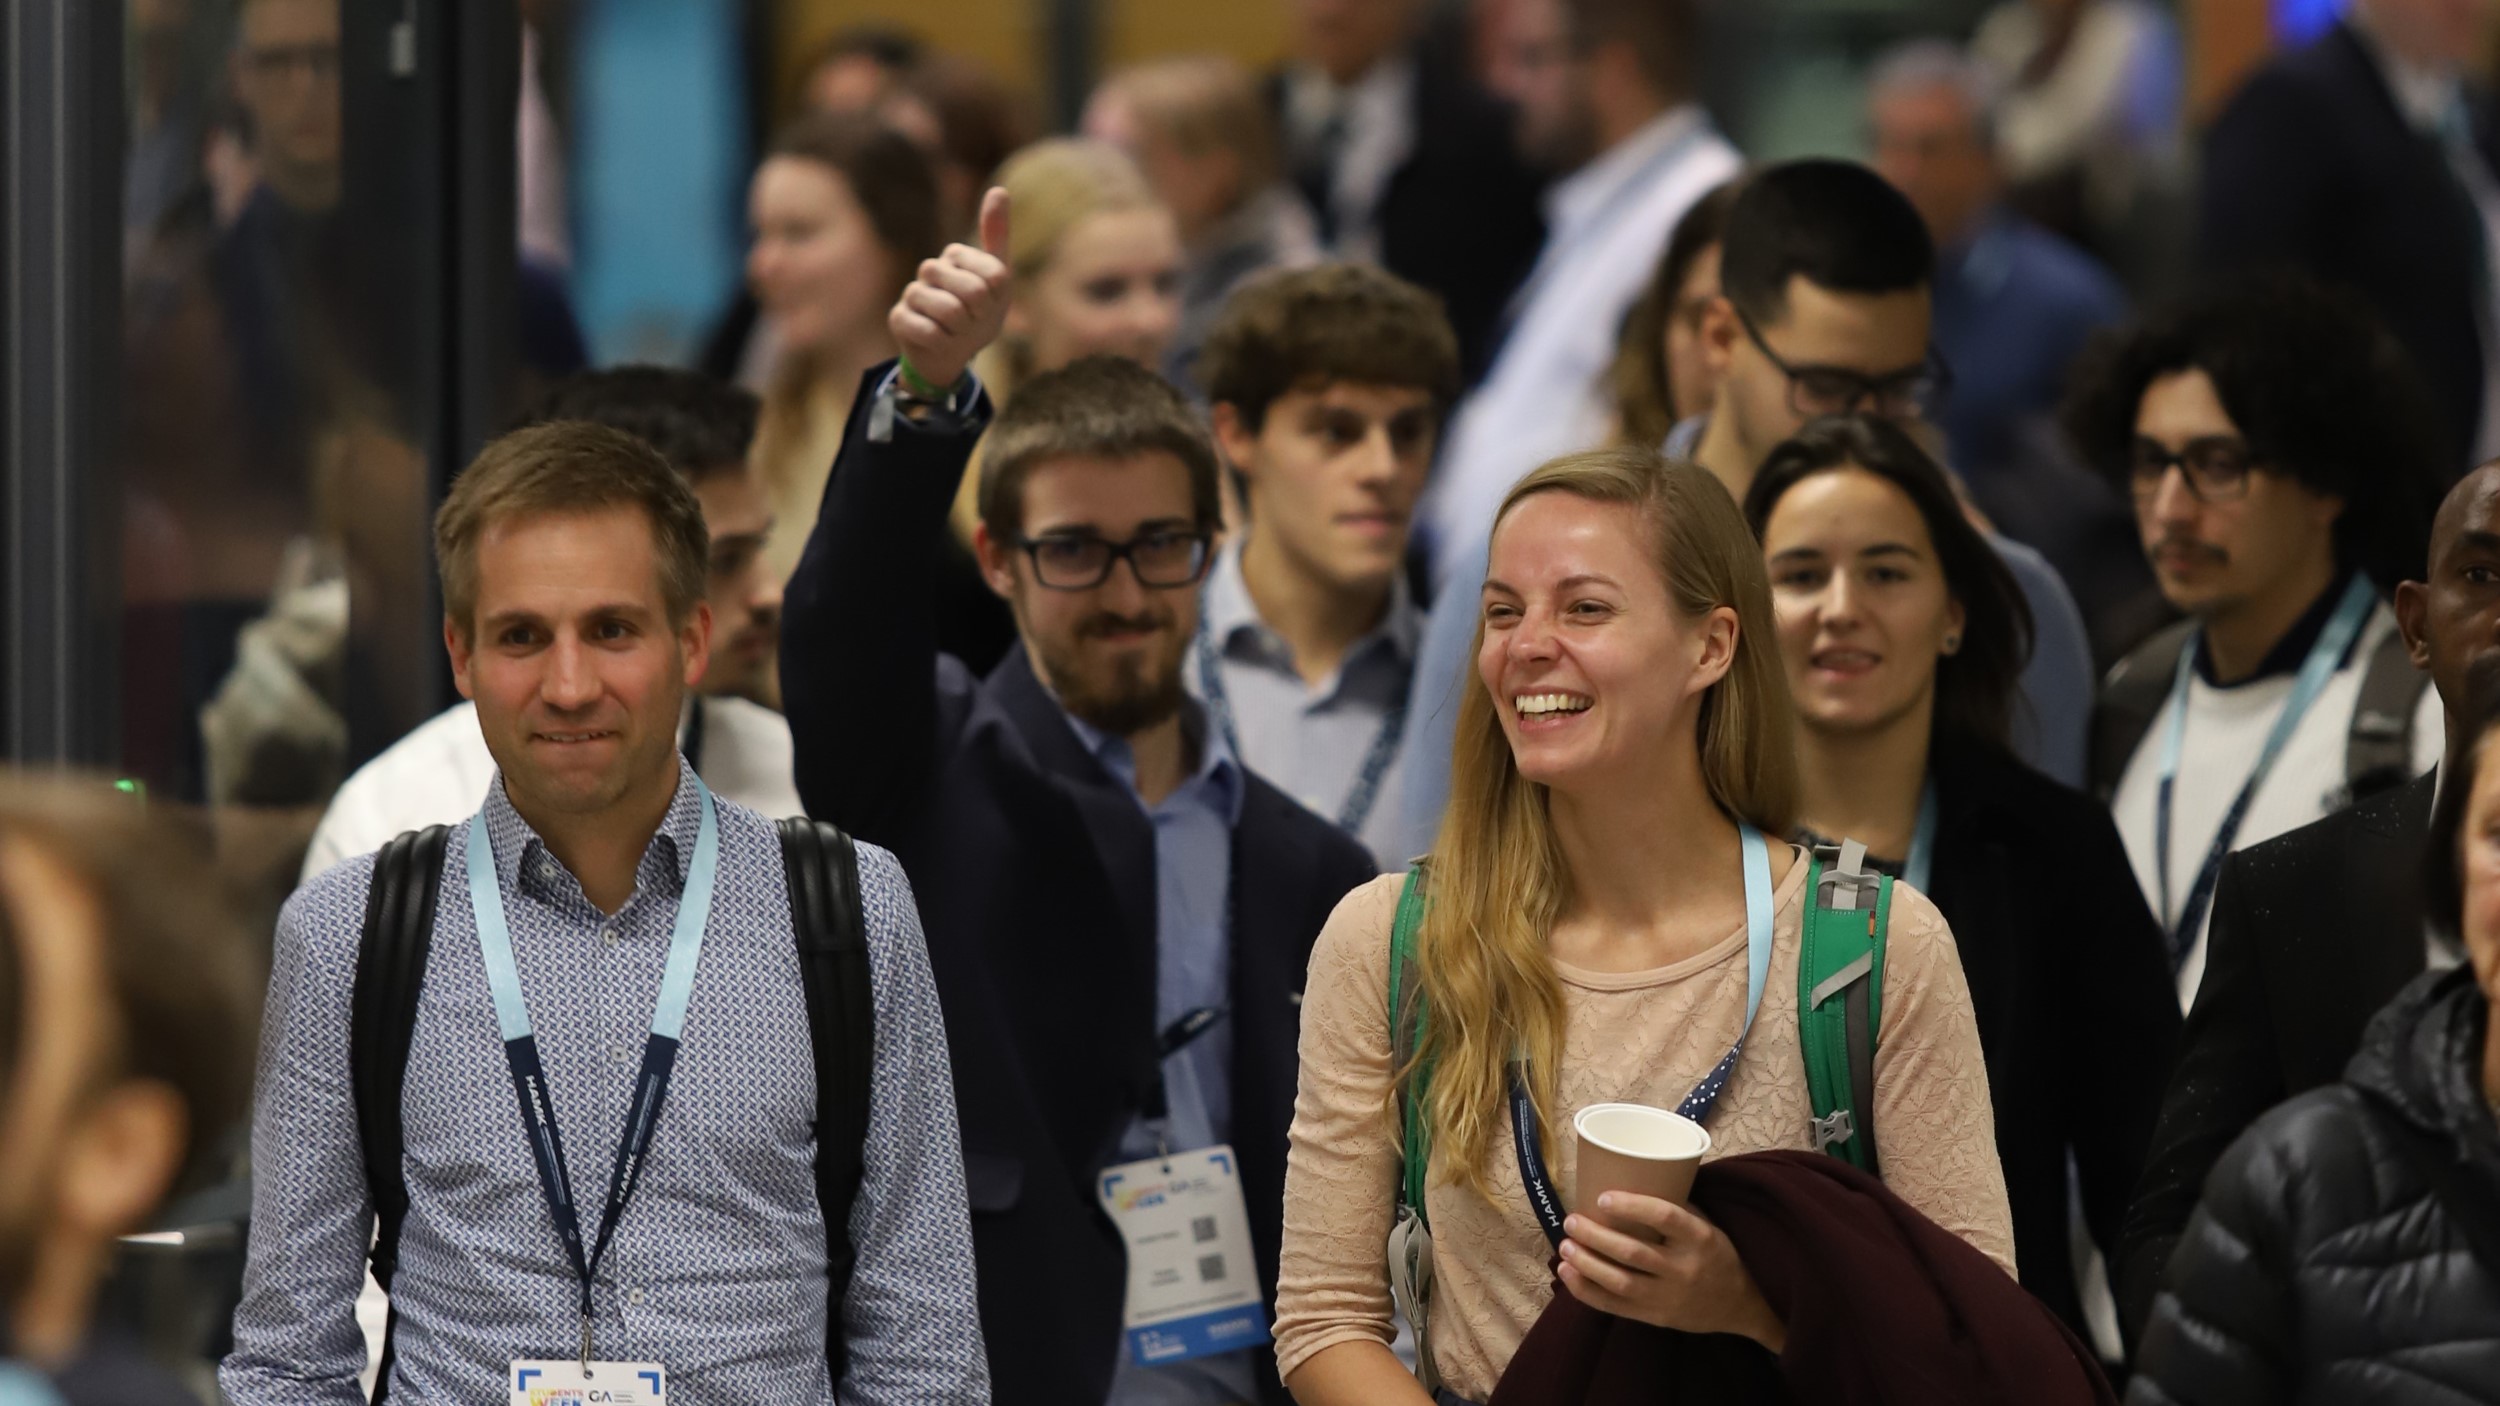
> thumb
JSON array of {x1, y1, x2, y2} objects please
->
[{"x1": 977, "y1": 186, "x2": 1011, "y2": 261}]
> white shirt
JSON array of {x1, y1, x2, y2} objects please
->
[
  {"x1": 1282, "y1": 55, "x2": 1419, "y2": 264},
  {"x1": 1417, "y1": 106, "x2": 1742, "y2": 589},
  {"x1": 298, "y1": 695, "x2": 808, "y2": 884},
  {"x1": 2110, "y1": 603, "x2": 2444, "y2": 1010}
]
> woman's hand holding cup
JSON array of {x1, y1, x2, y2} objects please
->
[{"x1": 1558, "y1": 1194, "x2": 1786, "y2": 1352}]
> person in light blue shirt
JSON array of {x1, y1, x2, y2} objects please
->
[
  {"x1": 224, "y1": 421, "x2": 988, "y2": 1405},
  {"x1": 1867, "y1": 41, "x2": 2129, "y2": 486},
  {"x1": 1192, "y1": 263, "x2": 1461, "y2": 866}
]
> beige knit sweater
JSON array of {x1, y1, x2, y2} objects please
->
[{"x1": 1271, "y1": 856, "x2": 2016, "y2": 1401}]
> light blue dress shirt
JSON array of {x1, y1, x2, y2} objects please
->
[
  {"x1": 1060, "y1": 706, "x2": 1257, "y2": 1406},
  {"x1": 223, "y1": 763, "x2": 990, "y2": 1405}
]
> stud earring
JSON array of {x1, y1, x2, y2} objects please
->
[{"x1": 1942, "y1": 633, "x2": 1962, "y2": 655}]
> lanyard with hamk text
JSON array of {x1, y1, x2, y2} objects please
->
[
  {"x1": 466, "y1": 777, "x2": 720, "y2": 1369},
  {"x1": 1510, "y1": 822, "x2": 1775, "y2": 1247},
  {"x1": 2154, "y1": 573, "x2": 2376, "y2": 967}
]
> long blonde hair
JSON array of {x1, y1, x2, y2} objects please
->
[
  {"x1": 1404, "y1": 446, "x2": 1799, "y2": 1199},
  {"x1": 971, "y1": 137, "x2": 1162, "y2": 401}
]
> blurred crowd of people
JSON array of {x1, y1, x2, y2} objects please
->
[{"x1": 15, "y1": 0, "x2": 2500, "y2": 1402}]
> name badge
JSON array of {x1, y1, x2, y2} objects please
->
[
  {"x1": 509, "y1": 1360, "x2": 666, "y2": 1405},
  {"x1": 1096, "y1": 1144, "x2": 1272, "y2": 1367}
]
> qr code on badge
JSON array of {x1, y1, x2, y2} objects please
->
[
  {"x1": 1191, "y1": 1216, "x2": 1219, "y2": 1244},
  {"x1": 1197, "y1": 1253, "x2": 1227, "y2": 1283}
]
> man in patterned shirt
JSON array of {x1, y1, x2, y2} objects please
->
[{"x1": 223, "y1": 422, "x2": 989, "y2": 1403}]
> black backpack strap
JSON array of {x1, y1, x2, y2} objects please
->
[
  {"x1": 349, "y1": 825, "x2": 450, "y2": 1406},
  {"x1": 776, "y1": 817, "x2": 873, "y2": 1387},
  {"x1": 2091, "y1": 620, "x2": 2195, "y2": 801},
  {"x1": 2345, "y1": 623, "x2": 2428, "y2": 803}
]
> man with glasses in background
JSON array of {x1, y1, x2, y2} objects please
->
[
  {"x1": 779, "y1": 193, "x2": 1377, "y2": 1406},
  {"x1": 2068, "y1": 275, "x2": 2446, "y2": 1011},
  {"x1": 1396, "y1": 157, "x2": 2097, "y2": 857}
]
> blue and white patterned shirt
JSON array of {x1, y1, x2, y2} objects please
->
[{"x1": 222, "y1": 762, "x2": 990, "y2": 1406}]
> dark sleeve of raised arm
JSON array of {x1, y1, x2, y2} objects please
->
[
  {"x1": 778, "y1": 364, "x2": 992, "y2": 843},
  {"x1": 2059, "y1": 806, "x2": 2184, "y2": 1350},
  {"x1": 2113, "y1": 853, "x2": 2280, "y2": 1339}
]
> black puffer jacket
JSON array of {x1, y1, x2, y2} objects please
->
[{"x1": 2129, "y1": 967, "x2": 2500, "y2": 1404}]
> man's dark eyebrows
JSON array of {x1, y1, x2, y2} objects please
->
[
  {"x1": 1029, "y1": 518, "x2": 1195, "y2": 539},
  {"x1": 1767, "y1": 546, "x2": 1829, "y2": 565},
  {"x1": 1861, "y1": 542, "x2": 1924, "y2": 559},
  {"x1": 2455, "y1": 528, "x2": 2500, "y2": 555}
]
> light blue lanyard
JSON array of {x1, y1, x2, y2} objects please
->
[
  {"x1": 1903, "y1": 780, "x2": 1939, "y2": 895},
  {"x1": 0, "y1": 1365, "x2": 61, "y2": 1406},
  {"x1": 2154, "y1": 574, "x2": 2376, "y2": 964},
  {"x1": 1671, "y1": 822, "x2": 1776, "y2": 1124},
  {"x1": 466, "y1": 778, "x2": 719, "y2": 1362},
  {"x1": 1513, "y1": 821, "x2": 1774, "y2": 1246}
]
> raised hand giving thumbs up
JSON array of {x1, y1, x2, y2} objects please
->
[{"x1": 889, "y1": 185, "x2": 1012, "y2": 393}]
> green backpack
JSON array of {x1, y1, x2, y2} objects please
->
[{"x1": 1387, "y1": 839, "x2": 1890, "y2": 1231}]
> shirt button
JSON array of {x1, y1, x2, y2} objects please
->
[
  {"x1": 602, "y1": 927, "x2": 618, "y2": 945},
  {"x1": 627, "y1": 1288, "x2": 646, "y2": 1307}
]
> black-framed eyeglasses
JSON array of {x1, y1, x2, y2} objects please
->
[
  {"x1": 1736, "y1": 307, "x2": 1952, "y2": 420},
  {"x1": 2128, "y1": 436, "x2": 2258, "y2": 503},
  {"x1": 1014, "y1": 528, "x2": 1214, "y2": 590}
]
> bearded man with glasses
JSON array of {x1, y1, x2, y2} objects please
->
[
  {"x1": 780, "y1": 191, "x2": 1377, "y2": 1406},
  {"x1": 2067, "y1": 273, "x2": 2446, "y2": 1013}
]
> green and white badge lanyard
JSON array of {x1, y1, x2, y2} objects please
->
[
  {"x1": 468, "y1": 778, "x2": 720, "y2": 1370},
  {"x1": 2154, "y1": 573, "x2": 2376, "y2": 968}
]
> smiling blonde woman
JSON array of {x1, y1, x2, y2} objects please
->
[{"x1": 1272, "y1": 446, "x2": 2012, "y2": 1406}]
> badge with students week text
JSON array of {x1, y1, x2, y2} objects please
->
[
  {"x1": 509, "y1": 1359, "x2": 665, "y2": 1405},
  {"x1": 1096, "y1": 1144, "x2": 1272, "y2": 1367}
]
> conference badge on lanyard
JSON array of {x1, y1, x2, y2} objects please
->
[
  {"x1": 1096, "y1": 1145, "x2": 1273, "y2": 1367},
  {"x1": 470, "y1": 777, "x2": 719, "y2": 1382},
  {"x1": 509, "y1": 1359, "x2": 666, "y2": 1405}
]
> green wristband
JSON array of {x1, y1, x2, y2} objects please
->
[{"x1": 896, "y1": 355, "x2": 952, "y2": 401}]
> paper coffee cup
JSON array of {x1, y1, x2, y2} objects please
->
[{"x1": 1573, "y1": 1103, "x2": 1711, "y2": 1224}]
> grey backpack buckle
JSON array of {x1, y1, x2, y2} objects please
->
[{"x1": 1810, "y1": 1108, "x2": 1856, "y2": 1152}]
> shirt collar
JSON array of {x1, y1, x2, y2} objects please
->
[
  {"x1": 2191, "y1": 567, "x2": 2365, "y2": 687},
  {"x1": 1204, "y1": 538, "x2": 1422, "y2": 669},
  {"x1": 1544, "y1": 105, "x2": 1708, "y2": 237},
  {"x1": 483, "y1": 756, "x2": 705, "y2": 907},
  {"x1": 1060, "y1": 696, "x2": 1247, "y2": 826}
]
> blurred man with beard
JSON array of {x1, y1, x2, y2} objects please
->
[
  {"x1": 780, "y1": 191, "x2": 1376, "y2": 1406},
  {"x1": 0, "y1": 777, "x2": 258, "y2": 1405}
]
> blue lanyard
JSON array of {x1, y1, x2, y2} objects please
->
[
  {"x1": 0, "y1": 1365, "x2": 61, "y2": 1406},
  {"x1": 1195, "y1": 621, "x2": 1406, "y2": 836},
  {"x1": 2154, "y1": 574, "x2": 2376, "y2": 967},
  {"x1": 1510, "y1": 823, "x2": 1775, "y2": 1247},
  {"x1": 466, "y1": 779, "x2": 719, "y2": 1365},
  {"x1": 1903, "y1": 780, "x2": 1939, "y2": 895}
]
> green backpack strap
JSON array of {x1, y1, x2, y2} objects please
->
[
  {"x1": 1387, "y1": 865, "x2": 1433, "y2": 1229},
  {"x1": 1798, "y1": 839, "x2": 1889, "y2": 1176}
]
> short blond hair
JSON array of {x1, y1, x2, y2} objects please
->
[{"x1": 433, "y1": 421, "x2": 709, "y2": 637}]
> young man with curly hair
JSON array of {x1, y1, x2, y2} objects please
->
[{"x1": 2067, "y1": 273, "x2": 2448, "y2": 1008}]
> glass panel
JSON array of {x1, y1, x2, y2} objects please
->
[{"x1": 117, "y1": 0, "x2": 438, "y2": 908}]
